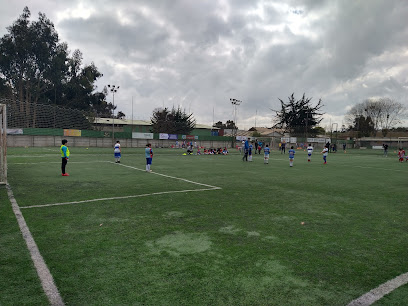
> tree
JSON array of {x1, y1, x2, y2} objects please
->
[
  {"x1": 213, "y1": 120, "x2": 237, "y2": 130},
  {"x1": 115, "y1": 111, "x2": 126, "y2": 119},
  {"x1": 151, "y1": 107, "x2": 196, "y2": 134},
  {"x1": 345, "y1": 98, "x2": 406, "y2": 136},
  {"x1": 273, "y1": 93, "x2": 324, "y2": 136},
  {"x1": 0, "y1": 7, "x2": 116, "y2": 127},
  {"x1": 352, "y1": 115, "x2": 375, "y2": 137}
]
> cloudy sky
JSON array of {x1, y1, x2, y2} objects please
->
[{"x1": 1, "y1": 0, "x2": 407, "y2": 129}]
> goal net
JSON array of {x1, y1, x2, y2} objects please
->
[{"x1": 0, "y1": 104, "x2": 7, "y2": 184}]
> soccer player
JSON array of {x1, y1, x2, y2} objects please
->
[
  {"x1": 242, "y1": 138, "x2": 250, "y2": 161},
  {"x1": 60, "y1": 139, "x2": 70, "y2": 176},
  {"x1": 114, "y1": 140, "x2": 121, "y2": 163},
  {"x1": 288, "y1": 146, "x2": 295, "y2": 167},
  {"x1": 321, "y1": 145, "x2": 329, "y2": 164},
  {"x1": 145, "y1": 143, "x2": 153, "y2": 172},
  {"x1": 383, "y1": 143, "x2": 388, "y2": 157},
  {"x1": 248, "y1": 143, "x2": 253, "y2": 161},
  {"x1": 398, "y1": 148, "x2": 405, "y2": 162},
  {"x1": 307, "y1": 143, "x2": 313, "y2": 162},
  {"x1": 281, "y1": 141, "x2": 286, "y2": 154},
  {"x1": 263, "y1": 144, "x2": 270, "y2": 164}
]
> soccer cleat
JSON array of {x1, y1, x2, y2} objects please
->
[
  {"x1": 323, "y1": 162, "x2": 327, "y2": 164},
  {"x1": 62, "y1": 173, "x2": 70, "y2": 176}
]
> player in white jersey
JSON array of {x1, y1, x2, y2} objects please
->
[
  {"x1": 114, "y1": 140, "x2": 121, "y2": 163},
  {"x1": 263, "y1": 144, "x2": 270, "y2": 164},
  {"x1": 321, "y1": 145, "x2": 328, "y2": 164},
  {"x1": 307, "y1": 144, "x2": 313, "y2": 162}
]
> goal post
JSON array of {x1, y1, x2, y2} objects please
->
[
  {"x1": 0, "y1": 104, "x2": 7, "y2": 184},
  {"x1": 397, "y1": 137, "x2": 408, "y2": 149}
]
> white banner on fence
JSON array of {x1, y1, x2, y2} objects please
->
[
  {"x1": 7, "y1": 128, "x2": 23, "y2": 135},
  {"x1": 159, "y1": 133, "x2": 168, "y2": 140},
  {"x1": 132, "y1": 132, "x2": 153, "y2": 139},
  {"x1": 307, "y1": 138, "x2": 331, "y2": 143},
  {"x1": 281, "y1": 137, "x2": 297, "y2": 143}
]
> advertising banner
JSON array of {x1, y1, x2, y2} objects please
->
[
  {"x1": 159, "y1": 133, "x2": 168, "y2": 140},
  {"x1": 64, "y1": 129, "x2": 81, "y2": 137},
  {"x1": 132, "y1": 132, "x2": 154, "y2": 139},
  {"x1": 7, "y1": 129, "x2": 23, "y2": 135},
  {"x1": 186, "y1": 135, "x2": 195, "y2": 140},
  {"x1": 307, "y1": 138, "x2": 331, "y2": 143},
  {"x1": 168, "y1": 134, "x2": 178, "y2": 140}
]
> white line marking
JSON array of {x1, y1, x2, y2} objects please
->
[
  {"x1": 354, "y1": 165, "x2": 406, "y2": 172},
  {"x1": 20, "y1": 188, "x2": 220, "y2": 209},
  {"x1": 6, "y1": 184, "x2": 65, "y2": 305},
  {"x1": 347, "y1": 272, "x2": 408, "y2": 306},
  {"x1": 112, "y1": 162, "x2": 220, "y2": 189},
  {"x1": 19, "y1": 162, "x2": 221, "y2": 209},
  {"x1": 11, "y1": 161, "x2": 109, "y2": 165}
]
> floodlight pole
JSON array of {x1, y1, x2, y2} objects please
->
[
  {"x1": 108, "y1": 84, "x2": 120, "y2": 144},
  {"x1": 331, "y1": 123, "x2": 338, "y2": 152},
  {"x1": 230, "y1": 98, "x2": 242, "y2": 148}
]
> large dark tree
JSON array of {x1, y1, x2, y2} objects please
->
[
  {"x1": 151, "y1": 107, "x2": 196, "y2": 134},
  {"x1": 0, "y1": 7, "x2": 117, "y2": 127},
  {"x1": 350, "y1": 115, "x2": 375, "y2": 138},
  {"x1": 273, "y1": 93, "x2": 324, "y2": 136}
]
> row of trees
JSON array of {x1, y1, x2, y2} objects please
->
[
  {"x1": 0, "y1": 7, "x2": 117, "y2": 128},
  {"x1": 211, "y1": 94, "x2": 405, "y2": 138},
  {"x1": 345, "y1": 98, "x2": 405, "y2": 137}
]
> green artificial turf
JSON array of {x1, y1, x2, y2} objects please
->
[{"x1": 1, "y1": 147, "x2": 407, "y2": 305}]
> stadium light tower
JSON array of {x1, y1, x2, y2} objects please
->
[
  {"x1": 230, "y1": 98, "x2": 242, "y2": 147},
  {"x1": 108, "y1": 85, "x2": 120, "y2": 143}
]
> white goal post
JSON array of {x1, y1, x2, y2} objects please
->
[
  {"x1": 397, "y1": 137, "x2": 408, "y2": 149},
  {"x1": 0, "y1": 104, "x2": 7, "y2": 184}
]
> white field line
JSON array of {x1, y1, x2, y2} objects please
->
[
  {"x1": 19, "y1": 162, "x2": 221, "y2": 209},
  {"x1": 112, "y1": 162, "x2": 220, "y2": 189},
  {"x1": 6, "y1": 184, "x2": 64, "y2": 306},
  {"x1": 11, "y1": 161, "x2": 109, "y2": 165},
  {"x1": 347, "y1": 272, "x2": 408, "y2": 306},
  {"x1": 20, "y1": 188, "x2": 220, "y2": 209}
]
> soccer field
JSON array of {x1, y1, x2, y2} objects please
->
[{"x1": 1, "y1": 147, "x2": 407, "y2": 305}]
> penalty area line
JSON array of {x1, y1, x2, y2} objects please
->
[
  {"x1": 347, "y1": 271, "x2": 408, "y2": 306},
  {"x1": 111, "y1": 162, "x2": 220, "y2": 189},
  {"x1": 20, "y1": 187, "x2": 221, "y2": 209}
]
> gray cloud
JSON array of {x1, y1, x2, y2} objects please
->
[{"x1": 0, "y1": 0, "x2": 407, "y2": 128}]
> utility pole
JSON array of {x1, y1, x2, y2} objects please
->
[
  {"x1": 230, "y1": 98, "x2": 242, "y2": 148},
  {"x1": 108, "y1": 84, "x2": 120, "y2": 144}
]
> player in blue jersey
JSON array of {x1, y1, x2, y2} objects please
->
[
  {"x1": 114, "y1": 140, "x2": 121, "y2": 163},
  {"x1": 263, "y1": 144, "x2": 270, "y2": 164},
  {"x1": 145, "y1": 143, "x2": 154, "y2": 172},
  {"x1": 248, "y1": 143, "x2": 253, "y2": 161},
  {"x1": 321, "y1": 145, "x2": 329, "y2": 164},
  {"x1": 288, "y1": 146, "x2": 295, "y2": 167},
  {"x1": 307, "y1": 143, "x2": 313, "y2": 162},
  {"x1": 242, "y1": 138, "x2": 250, "y2": 161}
]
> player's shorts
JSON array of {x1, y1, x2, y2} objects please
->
[
  {"x1": 308, "y1": 153, "x2": 312, "y2": 156},
  {"x1": 264, "y1": 154, "x2": 269, "y2": 159},
  {"x1": 114, "y1": 152, "x2": 121, "y2": 158},
  {"x1": 146, "y1": 158, "x2": 152, "y2": 165}
]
